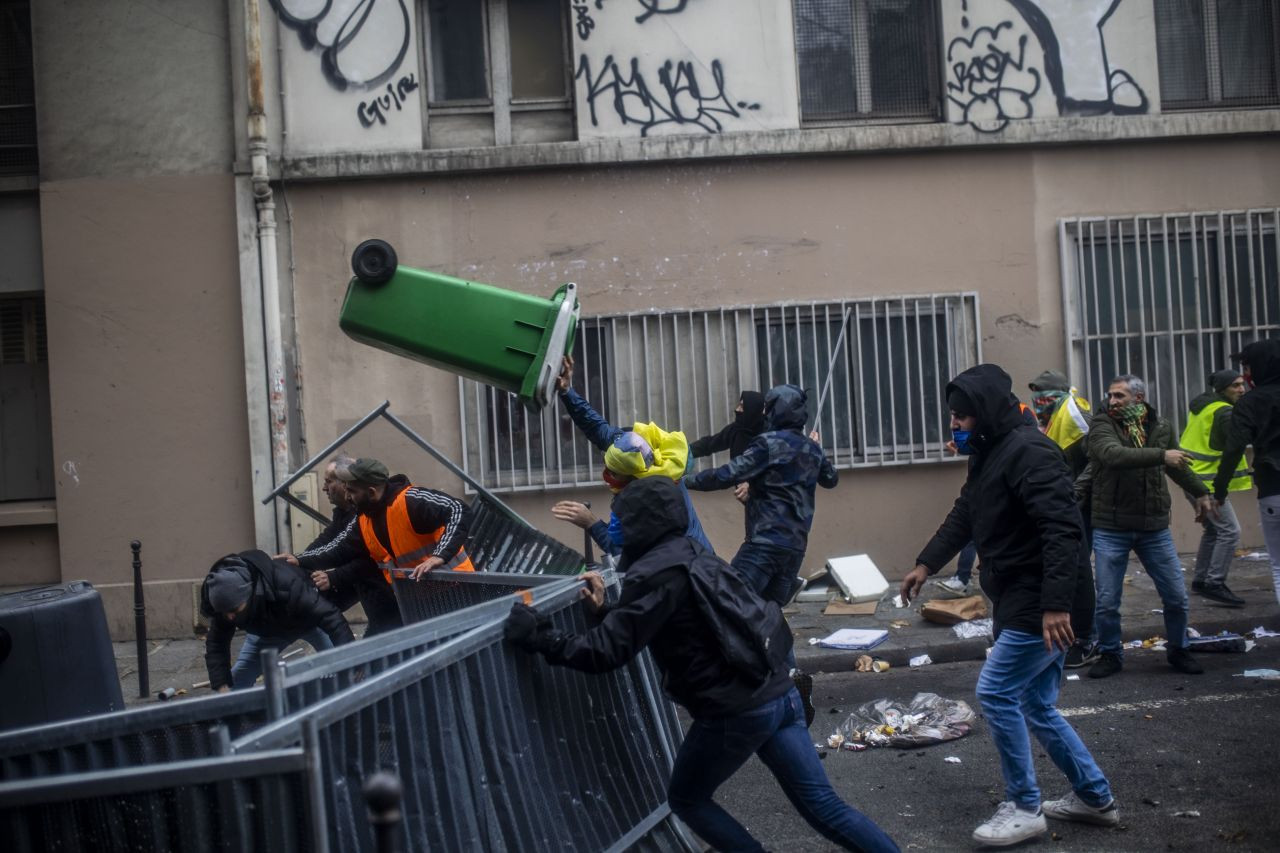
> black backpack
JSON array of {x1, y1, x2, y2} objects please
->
[{"x1": 685, "y1": 543, "x2": 793, "y2": 685}]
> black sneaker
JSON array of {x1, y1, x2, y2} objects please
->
[
  {"x1": 1064, "y1": 642, "x2": 1099, "y2": 669},
  {"x1": 1199, "y1": 583, "x2": 1245, "y2": 607},
  {"x1": 1167, "y1": 647, "x2": 1204, "y2": 674},
  {"x1": 1191, "y1": 579, "x2": 1206, "y2": 593},
  {"x1": 793, "y1": 670, "x2": 816, "y2": 728},
  {"x1": 1088, "y1": 652, "x2": 1123, "y2": 679}
]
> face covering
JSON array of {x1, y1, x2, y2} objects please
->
[
  {"x1": 952, "y1": 428, "x2": 976, "y2": 455},
  {"x1": 1110, "y1": 402, "x2": 1148, "y2": 447}
]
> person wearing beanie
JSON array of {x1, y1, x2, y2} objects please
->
[
  {"x1": 689, "y1": 390, "x2": 768, "y2": 537},
  {"x1": 1179, "y1": 368, "x2": 1250, "y2": 606},
  {"x1": 1215, "y1": 339, "x2": 1280, "y2": 606},
  {"x1": 200, "y1": 551, "x2": 355, "y2": 691},
  {"x1": 548, "y1": 356, "x2": 714, "y2": 559},
  {"x1": 902, "y1": 364, "x2": 1114, "y2": 848}
]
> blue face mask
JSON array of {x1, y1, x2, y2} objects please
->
[{"x1": 952, "y1": 429, "x2": 976, "y2": 455}]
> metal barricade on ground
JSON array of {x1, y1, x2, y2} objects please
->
[{"x1": 234, "y1": 577, "x2": 696, "y2": 852}]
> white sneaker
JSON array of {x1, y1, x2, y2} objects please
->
[
  {"x1": 1042, "y1": 791, "x2": 1119, "y2": 826},
  {"x1": 972, "y1": 801, "x2": 1047, "y2": 847},
  {"x1": 933, "y1": 576, "x2": 972, "y2": 598}
]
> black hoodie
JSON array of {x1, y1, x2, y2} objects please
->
[
  {"x1": 917, "y1": 365, "x2": 1093, "y2": 639},
  {"x1": 1217, "y1": 339, "x2": 1280, "y2": 500},
  {"x1": 541, "y1": 477, "x2": 792, "y2": 718},
  {"x1": 201, "y1": 550, "x2": 354, "y2": 690},
  {"x1": 689, "y1": 391, "x2": 766, "y2": 459}
]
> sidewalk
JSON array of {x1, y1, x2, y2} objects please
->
[
  {"x1": 791, "y1": 553, "x2": 1280, "y2": 674},
  {"x1": 111, "y1": 553, "x2": 1280, "y2": 706}
]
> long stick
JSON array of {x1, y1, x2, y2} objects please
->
[{"x1": 813, "y1": 308, "x2": 853, "y2": 429}]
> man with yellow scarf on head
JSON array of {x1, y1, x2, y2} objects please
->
[
  {"x1": 549, "y1": 357, "x2": 715, "y2": 559},
  {"x1": 1029, "y1": 370, "x2": 1092, "y2": 476}
]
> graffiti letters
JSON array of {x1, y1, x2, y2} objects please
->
[
  {"x1": 948, "y1": 0, "x2": 1148, "y2": 133},
  {"x1": 357, "y1": 73, "x2": 419, "y2": 129},
  {"x1": 633, "y1": 0, "x2": 691, "y2": 23},
  {"x1": 575, "y1": 55, "x2": 759, "y2": 136},
  {"x1": 572, "y1": 1, "x2": 596, "y2": 40},
  {"x1": 269, "y1": 0, "x2": 410, "y2": 93}
]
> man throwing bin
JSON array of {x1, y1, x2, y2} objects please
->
[{"x1": 901, "y1": 364, "x2": 1116, "y2": 848}]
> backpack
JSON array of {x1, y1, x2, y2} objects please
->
[{"x1": 685, "y1": 544, "x2": 793, "y2": 685}]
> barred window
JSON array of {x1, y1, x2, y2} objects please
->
[
  {"x1": 459, "y1": 295, "x2": 980, "y2": 492},
  {"x1": 1155, "y1": 0, "x2": 1280, "y2": 109},
  {"x1": 0, "y1": 294, "x2": 53, "y2": 500},
  {"x1": 1061, "y1": 210, "x2": 1280, "y2": 434},
  {"x1": 793, "y1": 0, "x2": 941, "y2": 123},
  {"x1": 0, "y1": 0, "x2": 38, "y2": 175}
]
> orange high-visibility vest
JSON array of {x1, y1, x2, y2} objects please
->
[{"x1": 358, "y1": 486, "x2": 475, "y2": 583}]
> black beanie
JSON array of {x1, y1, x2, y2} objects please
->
[
  {"x1": 948, "y1": 387, "x2": 978, "y2": 418},
  {"x1": 1210, "y1": 368, "x2": 1241, "y2": 393}
]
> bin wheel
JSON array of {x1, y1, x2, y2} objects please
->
[{"x1": 352, "y1": 239, "x2": 398, "y2": 285}]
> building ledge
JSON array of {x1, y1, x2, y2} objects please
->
[
  {"x1": 0, "y1": 500, "x2": 57, "y2": 527},
  {"x1": 276, "y1": 109, "x2": 1280, "y2": 182}
]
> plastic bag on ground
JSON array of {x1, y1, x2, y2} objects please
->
[
  {"x1": 832, "y1": 692, "x2": 976, "y2": 748},
  {"x1": 952, "y1": 618, "x2": 993, "y2": 640}
]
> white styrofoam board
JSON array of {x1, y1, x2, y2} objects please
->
[{"x1": 826, "y1": 554, "x2": 889, "y2": 603}]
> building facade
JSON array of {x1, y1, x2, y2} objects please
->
[{"x1": 2, "y1": 0, "x2": 1278, "y2": 636}]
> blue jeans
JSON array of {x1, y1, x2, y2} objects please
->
[
  {"x1": 976, "y1": 630, "x2": 1113, "y2": 811},
  {"x1": 1092, "y1": 527, "x2": 1189, "y2": 655},
  {"x1": 668, "y1": 687, "x2": 899, "y2": 853},
  {"x1": 732, "y1": 541, "x2": 805, "y2": 669},
  {"x1": 231, "y1": 628, "x2": 333, "y2": 689},
  {"x1": 956, "y1": 541, "x2": 977, "y2": 584}
]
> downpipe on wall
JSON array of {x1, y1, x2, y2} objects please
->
[{"x1": 245, "y1": 0, "x2": 293, "y2": 552}]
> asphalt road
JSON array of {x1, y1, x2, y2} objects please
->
[{"x1": 711, "y1": 641, "x2": 1280, "y2": 852}]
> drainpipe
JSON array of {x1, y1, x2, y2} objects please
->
[{"x1": 244, "y1": 0, "x2": 293, "y2": 552}]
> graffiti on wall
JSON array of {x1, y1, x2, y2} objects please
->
[
  {"x1": 947, "y1": 0, "x2": 1148, "y2": 133},
  {"x1": 574, "y1": 0, "x2": 795, "y2": 139}
]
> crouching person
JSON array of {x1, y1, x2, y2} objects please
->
[
  {"x1": 201, "y1": 550, "x2": 355, "y2": 692},
  {"x1": 504, "y1": 477, "x2": 898, "y2": 853}
]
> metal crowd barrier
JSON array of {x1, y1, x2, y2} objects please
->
[
  {"x1": 464, "y1": 492, "x2": 587, "y2": 575},
  {"x1": 233, "y1": 576, "x2": 696, "y2": 852},
  {"x1": 0, "y1": 745, "x2": 326, "y2": 853},
  {"x1": 0, "y1": 571, "x2": 570, "y2": 782}
]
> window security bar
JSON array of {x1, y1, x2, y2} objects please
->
[
  {"x1": 460, "y1": 293, "x2": 981, "y2": 493},
  {"x1": 1059, "y1": 208, "x2": 1280, "y2": 434}
]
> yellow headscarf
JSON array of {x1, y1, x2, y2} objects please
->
[{"x1": 603, "y1": 421, "x2": 689, "y2": 480}]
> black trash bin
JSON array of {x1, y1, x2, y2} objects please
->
[{"x1": 0, "y1": 582, "x2": 124, "y2": 731}]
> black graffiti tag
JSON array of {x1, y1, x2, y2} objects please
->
[
  {"x1": 575, "y1": 55, "x2": 759, "y2": 136},
  {"x1": 357, "y1": 73, "x2": 419, "y2": 128},
  {"x1": 634, "y1": 0, "x2": 691, "y2": 23},
  {"x1": 572, "y1": 1, "x2": 596, "y2": 40},
  {"x1": 269, "y1": 0, "x2": 410, "y2": 93},
  {"x1": 946, "y1": 22, "x2": 1041, "y2": 133}
]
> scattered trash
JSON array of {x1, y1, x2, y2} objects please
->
[
  {"x1": 909, "y1": 654, "x2": 933, "y2": 668},
  {"x1": 1125, "y1": 639, "x2": 1143, "y2": 649},
  {"x1": 192, "y1": 680, "x2": 211, "y2": 689},
  {"x1": 874, "y1": 660, "x2": 891, "y2": 673},
  {"x1": 1173, "y1": 810, "x2": 1201, "y2": 819},
  {"x1": 855, "y1": 655, "x2": 891, "y2": 672},
  {"x1": 156, "y1": 687, "x2": 177, "y2": 701},
  {"x1": 1140, "y1": 636, "x2": 1168, "y2": 651},
  {"x1": 889, "y1": 619, "x2": 911, "y2": 630},
  {"x1": 795, "y1": 582, "x2": 832, "y2": 603},
  {"x1": 824, "y1": 599, "x2": 878, "y2": 616},
  {"x1": 1143, "y1": 714, "x2": 1154, "y2": 720},
  {"x1": 1066, "y1": 674, "x2": 1081, "y2": 681},
  {"x1": 816, "y1": 628, "x2": 889, "y2": 650},
  {"x1": 830, "y1": 693, "x2": 976, "y2": 749},
  {"x1": 944, "y1": 756, "x2": 962, "y2": 764},
  {"x1": 922, "y1": 596, "x2": 987, "y2": 625},
  {"x1": 1142, "y1": 797, "x2": 1160, "y2": 806},
  {"x1": 1238, "y1": 550, "x2": 1270, "y2": 561},
  {"x1": 952, "y1": 618, "x2": 994, "y2": 640},
  {"x1": 827, "y1": 733, "x2": 846, "y2": 749},
  {"x1": 1236, "y1": 669, "x2": 1280, "y2": 679},
  {"x1": 893, "y1": 594, "x2": 906, "y2": 609},
  {"x1": 841, "y1": 741, "x2": 868, "y2": 752},
  {"x1": 1249, "y1": 626, "x2": 1280, "y2": 638},
  {"x1": 1151, "y1": 609, "x2": 1164, "y2": 615},
  {"x1": 826, "y1": 554, "x2": 890, "y2": 603},
  {"x1": 1188, "y1": 632, "x2": 1252, "y2": 653}
]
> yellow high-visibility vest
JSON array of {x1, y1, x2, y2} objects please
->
[{"x1": 1179, "y1": 400, "x2": 1252, "y2": 492}]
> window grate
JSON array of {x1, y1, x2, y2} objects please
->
[
  {"x1": 1060, "y1": 209, "x2": 1280, "y2": 435},
  {"x1": 459, "y1": 294, "x2": 980, "y2": 493},
  {"x1": 0, "y1": 1, "x2": 37, "y2": 175},
  {"x1": 795, "y1": 0, "x2": 940, "y2": 123},
  {"x1": 1155, "y1": 0, "x2": 1280, "y2": 109}
]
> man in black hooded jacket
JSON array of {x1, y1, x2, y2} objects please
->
[
  {"x1": 901, "y1": 364, "x2": 1116, "y2": 848},
  {"x1": 201, "y1": 550, "x2": 355, "y2": 691},
  {"x1": 505, "y1": 477, "x2": 898, "y2": 853},
  {"x1": 1215, "y1": 339, "x2": 1280, "y2": 605}
]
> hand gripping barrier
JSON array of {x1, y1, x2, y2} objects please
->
[
  {"x1": 0, "y1": 571, "x2": 567, "y2": 782},
  {"x1": 233, "y1": 574, "x2": 697, "y2": 852}
]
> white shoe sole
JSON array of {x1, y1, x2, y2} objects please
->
[
  {"x1": 972, "y1": 822, "x2": 1047, "y2": 847},
  {"x1": 1043, "y1": 804, "x2": 1119, "y2": 827}
]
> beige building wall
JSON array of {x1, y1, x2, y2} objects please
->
[{"x1": 288, "y1": 135, "x2": 1279, "y2": 576}]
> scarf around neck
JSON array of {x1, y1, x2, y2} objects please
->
[{"x1": 1112, "y1": 402, "x2": 1148, "y2": 447}]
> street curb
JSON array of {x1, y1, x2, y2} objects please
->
[{"x1": 794, "y1": 611, "x2": 1276, "y2": 675}]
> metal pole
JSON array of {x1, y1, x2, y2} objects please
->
[
  {"x1": 262, "y1": 647, "x2": 285, "y2": 720},
  {"x1": 131, "y1": 540, "x2": 148, "y2": 699},
  {"x1": 364, "y1": 771, "x2": 404, "y2": 853},
  {"x1": 812, "y1": 307, "x2": 853, "y2": 430}
]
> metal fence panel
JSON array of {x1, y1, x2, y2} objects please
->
[
  {"x1": 235, "y1": 577, "x2": 694, "y2": 852},
  {"x1": 0, "y1": 750, "x2": 322, "y2": 853}
]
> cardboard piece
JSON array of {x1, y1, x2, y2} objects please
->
[
  {"x1": 826, "y1": 554, "x2": 889, "y2": 604},
  {"x1": 823, "y1": 600, "x2": 879, "y2": 616}
]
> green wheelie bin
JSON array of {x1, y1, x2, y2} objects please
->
[{"x1": 340, "y1": 239, "x2": 580, "y2": 409}]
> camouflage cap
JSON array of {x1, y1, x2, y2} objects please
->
[{"x1": 336, "y1": 457, "x2": 390, "y2": 485}]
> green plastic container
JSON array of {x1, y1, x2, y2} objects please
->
[{"x1": 340, "y1": 240, "x2": 580, "y2": 408}]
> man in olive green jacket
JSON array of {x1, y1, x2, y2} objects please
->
[{"x1": 1086, "y1": 374, "x2": 1216, "y2": 680}]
